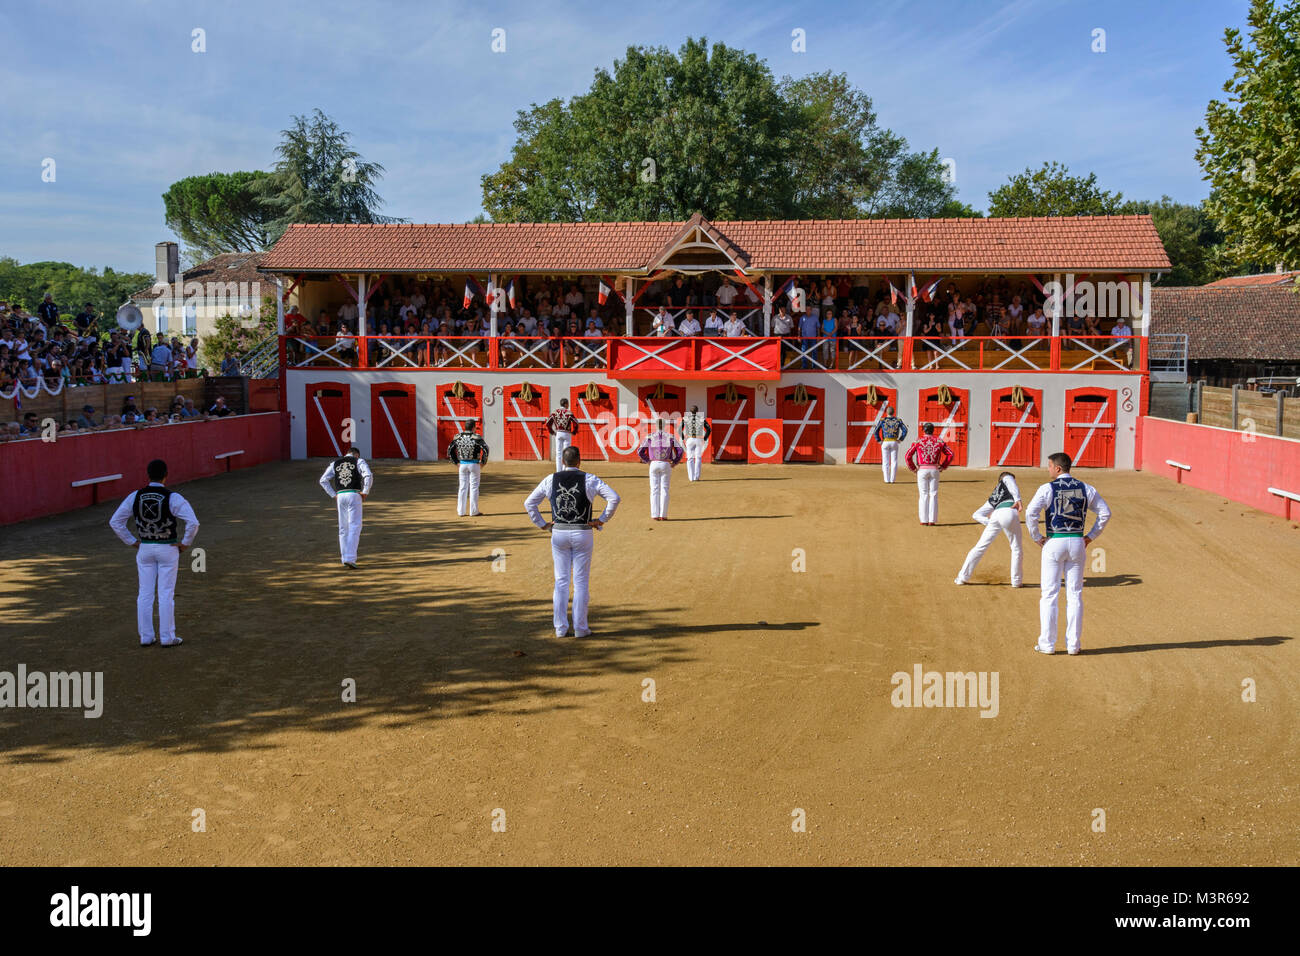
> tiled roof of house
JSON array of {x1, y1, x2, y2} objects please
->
[
  {"x1": 1150, "y1": 285, "x2": 1300, "y2": 360},
  {"x1": 1204, "y1": 271, "x2": 1300, "y2": 288},
  {"x1": 131, "y1": 252, "x2": 269, "y2": 301},
  {"x1": 258, "y1": 215, "x2": 1171, "y2": 274}
]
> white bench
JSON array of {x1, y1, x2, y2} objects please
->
[
  {"x1": 215, "y1": 449, "x2": 244, "y2": 472},
  {"x1": 1268, "y1": 486, "x2": 1300, "y2": 520},
  {"x1": 71, "y1": 473, "x2": 123, "y2": 505},
  {"x1": 1165, "y1": 459, "x2": 1191, "y2": 484}
]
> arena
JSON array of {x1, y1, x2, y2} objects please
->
[{"x1": 1, "y1": 459, "x2": 1296, "y2": 866}]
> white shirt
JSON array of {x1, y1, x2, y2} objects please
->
[
  {"x1": 716, "y1": 284, "x2": 738, "y2": 305},
  {"x1": 1026, "y1": 312, "x2": 1047, "y2": 331},
  {"x1": 1111, "y1": 322, "x2": 1132, "y2": 338},
  {"x1": 773, "y1": 313, "x2": 794, "y2": 334},
  {"x1": 1024, "y1": 476, "x2": 1111, "y2": 545},
  {"x1": 723, "y1": 318, "x2": 747, "y2": 337},
  {"x1": 318, "y1": 457, "x2": 374, "y2": 498},
  {"x1": 704, "y1": 316, "x2": 726, "y2": 334},
  {"x1": 409, "y1": 293, "x2": 426, "y2": 310},
  {"x1": 524, "y1": 467, "x2": 621, "y2": 529},
  {"x1": 339, "y1": 303, "x2": 359, "y2": 323},
  {"x1": 110, "y1": 482, "x2": 200, "y2": 547},
  {"x1": 678, "y1": 318, "x2": 702, "y2": 336},
  {"x1": 653, "y1": 312, "x2": 675, "y2": 334}
]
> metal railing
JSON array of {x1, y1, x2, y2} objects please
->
[
  {"x1": 1148, "y1": 332, "x2": 1189, "y2": 382},
  {"x1": 278, "y1": 334, "x2": 1145, "y2": 373},
  {"x1": 239, "y1": 337, "x2": 281, "y2": 378}
]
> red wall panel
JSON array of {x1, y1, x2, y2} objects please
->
[
  {"x1": 2, "y1": 412, "x2": 287, "y2": 525},
  {"x1": 1138, "y1": 416, "x2": 1300, "y2": 519}
]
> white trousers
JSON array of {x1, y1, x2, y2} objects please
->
[
  {"x1": 685, "y1": 437, "x2": 706, "y2": 481},
  {"x1": 1038, "y1": 536, "x2": 1086, "y2": 652},
  {"x1": 336, "y1": 492, "x2": 363, "y2": 563},
  {"x1": 881, "y1": 441, "x2": 899, "y2": 482},
  {"x1": 551, "y1": 528, "x2": 594, "y2": 634},
  {"x1": 457, "y1": 462, "x2": 481, "y2": 515},
  {"x1": 553, "y1": 430, "x2": 572, "y2": 471},
  {"x1": 137, "y1": 542, "x2": 180, "y2": 643},
  {"x1": 916, "y1": 467, "x2": 940, "y2": 523},
  {"x1": 958, "y1": 507, "x2": 1023, "y2": 585},
  {"x1": 649, "y1": 460, "x2": 672, "y2": 517}
]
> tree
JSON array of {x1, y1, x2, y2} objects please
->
[
  {"x1": 481, "y1": 39, "x2": 957, "y2": 222},
  {"x1": 0, "y1": 257, "x2": 152, "y2": 332},
  {"x1": 987, "y1": 161, "x2": 1123, "y2": 217},
  {"x1": 1196, "y1": 0, "x2": 1300, "y2": 272},
  {"x1": 1117, "y1": 197, "x2": 1229, "y2": 285},
  {"x1": 256, "y1": 109, "x2": 402, "y2": 242},
  {"x1": 199, "y1": 298, "x2": 277, "y2": 371},
  {"x1": 162, "y1": 172, "x2": 277, "y2": 262}
]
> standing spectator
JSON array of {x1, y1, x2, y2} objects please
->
[
  {"x1": 797, "y1": 308, "x2": 819, "y2": 369},
  {"x1": 1111, "y1": 317, "x2": 1134, "y2": 366},
  {"x1": 772, "y1": 304, "x2": 794, "y2": 337},
  {"x1": 220, "y1": 351, "x2": 240, "y2": 376},
  {"x1": 185, "y1": 338, "x2": 201, "y2": 373},
  {"x1": 820, "y1": 308, "x2": 837, "y2": 367},
  {"x1": 74, "y1": 302, "x2": 97, "y2": 334},
  {"x1": 667, "y1": 277, "x2": 690, "y2": 310},
  {"x1": 38, "y1": 292, "x2": 60, "y2": 328},
  {"x1": 716, "y1": 277, "x2": 738, "y2": 310},
  {"x1": 149, "y1": 338, "x2": 173, "y2": 377}
]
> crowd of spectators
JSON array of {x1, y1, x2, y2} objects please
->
[
  {"x1": 0, "y1": 390, "x2": 237, "y2": 444},
  {"x1": 284, "y1": 274, "x2": 1138, "y2": 371},
  {"x1": 0, "y1": 295, "x2": 204, "y2": 394}
]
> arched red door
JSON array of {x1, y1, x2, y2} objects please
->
[
  {"x1": 435, "y1": 382, "x2": 483, "y2": 458},
  {"x1": 570, "y1": 384, "x2": 627, "y2": 462},
  {"x1": 706, "y1": 385, "x2": 755, "y2": 462},
  {"x1": 1064, "y1": 387, "x2": 1116, "y2": 468},
  {"x1": 989, "y1": 386, "x2": 1042, "y2": 468},
  {"x1": 503, "y1": 383, "x2": 549, "y2": 461},
  {"x1": 637, "y1": 383, "x2": 686, "y2": 434},
  {"x1": 306, "y1": 381, "x2": 351, "y2": 458},
  {"x1": 917, "y1": 386, "x2": 969, "y2": 466},
  {"x1": 846, "y1": 385, "x2": 899, "y2": 464},
  {"x1": 777, "y1": 385, "x2": 825, "y2": 462},
  {"x1": 370, "y1": 383, "x2": 417, "y2": 459}
]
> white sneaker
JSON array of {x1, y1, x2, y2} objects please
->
[
  {"x1": 1067, "y1": 647, "x2": 1082, "y2": 656},
  {"x1": 1032, "y1": 644, "x2": 1054, "y2": 655},
  {"x1": 953, "y1": 577, "x2": 966, "y2": 585}
]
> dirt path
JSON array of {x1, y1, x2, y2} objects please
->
[{"x1": 1, "y1": 460, "x2": 1296, "y2": 865}]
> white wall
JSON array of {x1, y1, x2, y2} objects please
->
[{"x1": 287, "y1": 369, "x2": 1142, "y2": 469}]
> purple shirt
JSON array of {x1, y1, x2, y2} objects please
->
[{"x1": 638, "y1": 430, "x2": 683, "y2": 463}]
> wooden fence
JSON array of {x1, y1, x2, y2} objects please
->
[
  {"x1": 1198, "y1": 384, "x2": 1300, "y2": 439},
  {"x1": 3, "y1": 377, "x2": 255, "y2": 424}
]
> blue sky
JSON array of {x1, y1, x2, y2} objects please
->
[{"x1": 0, "y1": 0, "x2": 1249, "y2": 273}]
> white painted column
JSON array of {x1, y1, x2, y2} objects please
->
[
  {"x1": 357, "y1": 274, "x2": 367, "y2": 337},
  {"x1": 488, "y1": 273, "x2": 498, "y2": 338},
  {"x1": 1051, "y1": 272, "x2": 1062, "y2": 336},
  {"x1": 275, "y1": 276, "x2": 284, "y2": 333},
  {"x1": 904, "y1": 277, "x2": 915, "y2": 338},
  {"x1": 763, "y1": 274, "x2": 773, "y2": 336},
  {"x1": 1139, "y1": 272, "x2": 1150, "y2": 337},
  {"x1": 625, "y1": 278, "x2": 636, "y2": 335}
]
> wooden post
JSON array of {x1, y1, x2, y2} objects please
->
[
  {"x1": 489, "y1": 273, "x2": 498, "y2": 339},
  {"x1": 625, "y1": 278, "x2": 636, "y2": 336},
  {"x1": 1277, "y1": 390, "x2": 1286, "y2": 437},
  {"x1": 1231, "y1": 383, "x2": 1240, "y2": 431},
  {"x1": 275, "y1": 277, "x2": 285, "y2": 334}
]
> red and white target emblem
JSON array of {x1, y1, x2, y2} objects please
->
[{"x1": 747, "y1": 419, "x2": 783, "y2": 463}]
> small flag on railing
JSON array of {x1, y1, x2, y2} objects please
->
[
  {"x1": 888, "y1": 281, "x2": 902, "y2": 306},
  {"x1": 463, "y1": 279, "x2": 478, "y2": 309},
  {"x1": 507, "y1": 279, "x2": 517, "y2": 310},
  {"x1": 598, "y1": 279, "x2": 611, "y2": 305},
  {"x1": 484, "y1": 280, "x2": 496, "y2": 306}
]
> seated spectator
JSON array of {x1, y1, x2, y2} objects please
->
[
  {"x1": 76, "y1": 404, "x2": 98, "y2": 429},
  {"x1": 545, "y1": 330, "x2": 564, "y2": 368},
  {"x1": 143, "y1": 408, "x2": 161, "y2": 425},
  {"x1": 678, "y1": 311, "x2": 702, "y2": 336},
  {"x1": 121, "y1": 396, "x2": 143, "y2": 423},
  {"x1": 584, "y1": 319, "x2": 600, "y2": 338},
  {"x1": 208, "y1": 396, "x2": 233, "y2": 417},
  {"x1": 1065, "y1": 313, "x2": 1087, "y2": 337},
  {"x1": 703, "y1": 309, "x2": 726, "y2": 336},
  {"x1": 2, "y1": 422, "x2": 20, "y2": 441},
  {"x1": 723, "y1": 312, "x2": 749, "y2": 337},
  {"x1": 1025, "y1": 309, "x2": 1048, "y2": 336},
  {"x1": 1006, "y1": 295, "x2": 1024, "y2": 332},
  {"x1": 1083, "y1": 315, "x2": 1103, "y2": 337},
  {"x1": 651, "y1": 307, "x2": 675, "y2": 336},
  {"x1": 181, "y1": 399, "x2": 200, "y2": 419},
  {"x1": 1111, "y1": 317, "x2": 1134, "y2": 366},
  {"x1": 19, "y1": 412, "x2": 40, "y2": 434}
]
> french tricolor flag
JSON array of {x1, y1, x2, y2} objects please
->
[
  {"x1": 598, "y1": 279, "x2": 611, "y2": 305},
  {"x1": 507, "y1": 279, "x2": 517, "y2": 310},
  {"x1": 463, "y1": 279, "x2": 477, "y2": 309},
  {"x1": 918, "y1": 276, "x2": 945, "y2": 303},
  {"x1": 888, "y1": 281, "x2": 902, "y2": 306}
]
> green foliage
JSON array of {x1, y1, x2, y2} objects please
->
[
  {"x1": 987, "y1": 161, "x2": 1124, "y2": 217},
  {"x1": 1117, "y1": 197, "x2": 1230, "y2": 285},
  {"x1": 1196, "y1": 0, "x2": 1300, "y2": 272},
  {"x1": 199, "y1": 299, "x2": 277, "y2": 371},
  {"x1": 162, "y1": 171, "x2": 277, "y2": 261},
  {"x1": 255, "y1": 109, "x2": 403, "y2": 243},
  {"x1": 0, "y1": 257, "x2": 152, "y2": 332},
  {"x1": 481, "y1": 39, "x2": 957, "y2": 222}
]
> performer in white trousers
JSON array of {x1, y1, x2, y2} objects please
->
[
  {"x1": 955, "y1": 471, "x2": 1023, "y2": 586},
  {"x1": 680, "y1": 405, "x2": 712, "y2": 481},
  {"x1": 448, "y1": 419, "x2": 489, "y2": 516},
  {"x1": 110, "y1": 458, "x2": 200, "y2": 647},
  {"x1": 873, "y1": 406, "x2": 908, "y2": 483},
  {"x1": 319, "y1": 447, "x2": 373, "y2": 569},
  {"x1": 1025, "y1": 451, "x2": 1112, "y2": 655},
  {"x1": 524, "y1": 445, "x2": 621, "y2": 638},
  {"x1": 903, "y1": 423, "x2": 955, "y2": 525},
  {"x1": 637, "y1": 419, "x2": 685, "y2": 520},
  {"x1": 546, "y1": 398, "x2": 578, "y2": 472}
]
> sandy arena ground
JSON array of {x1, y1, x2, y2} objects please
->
[{"x1": 1, "y1": 459, "x2": 1297, "y2": 866}]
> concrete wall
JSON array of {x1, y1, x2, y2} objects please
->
[{"x1": 287, "y1": 369, "x2": 1143, "y2": 468}]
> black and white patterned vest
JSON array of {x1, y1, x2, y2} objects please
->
[
  {"x1": 132, "y1": 486, "x2": 177, "y2": 543},
  {"x1": 681, "y1": 412, "x2": 708, "y2": 438},
  {"x1": 550, "y1": 470, "x2": 592, "y2": 529},
  {"x1": 450, "y1": 431, "x2": 486, "y2": 463},
  {"x1": 333, "y1": 456, "x2": 362, "y2": 492},
  {"x1": 1046, "y1": 475, "x2": 1088, "y2": 536},
  {"x1": 987, "y1": 477, "x2": 1015, "y2": 510}
]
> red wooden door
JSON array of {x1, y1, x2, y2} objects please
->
[
  {"x1": 706, "y1": 385, "x2": 755, "y2": 462},
  {"x1": 306, "y1": 382, "x2": 351, "y2": 458},
  {"x1": 370, "y1": 384, "x2": 417, "y2": 459},
  {"x1": 1064, "y1": 387, "x2": 1116, "y2": 468},
  {"x1": 846, "y1": 385, "x2": 898, "y2": 464},
  {"x1": 917, "y1": 386, "x2": 969, "y2": 466},
  {"x1": 777, "y1": 385, "x2": 825, "y2": 463},
  {"x1": 435, "y1": 383, "x2": 483, "y2": 458},
  {"x1": 503, "y1": 383, "x2": 549, "y2": 461},
  {"x1": 989, "y1": 386, "x2": 1042, "y2": 468}
]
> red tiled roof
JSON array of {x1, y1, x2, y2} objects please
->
[
  {"x1": 1150, "y1": 286, "x2": 1300, "y2": 360},
  {"x1": 259, "y1": 215, "x2": 1170, "y2": 275},
  {"x1": 1203, "y1": 271, "x2": 1300, "y2": 288},
  {"x1": 131, "y1": 252, "x2": 269, "y2": 301}
]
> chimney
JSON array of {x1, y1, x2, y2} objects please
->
[{"x1": 155, "y1": 241, "x2": 179, "y2": 286}]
